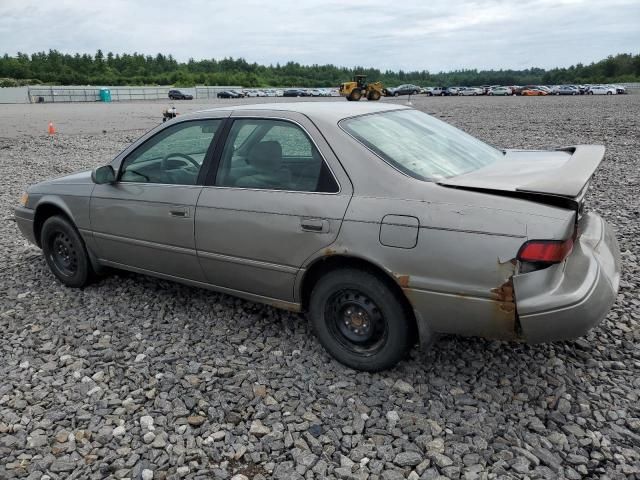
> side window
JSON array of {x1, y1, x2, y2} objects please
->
[
  {"x1": 120, "y1": 119, "x2": 221, "y2": 185},
  {"x1": 215, "y1": 119, "x2": 339, "y2": 193}
]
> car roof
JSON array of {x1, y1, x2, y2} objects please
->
[{"x1": 193, "y1": 101, "x2": 410, "y2": 122}]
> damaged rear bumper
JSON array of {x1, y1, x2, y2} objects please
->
[{"x1": 514, "y1": 212, "x2": 621, "y2": 343}]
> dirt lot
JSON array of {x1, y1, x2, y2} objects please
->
[{"x1": 1, "y1": 95, "x2": 639, "y2": 480}]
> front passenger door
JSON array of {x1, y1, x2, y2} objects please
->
[{"x1": 91, "y1": 118, "x2": 223, "y2": 282}]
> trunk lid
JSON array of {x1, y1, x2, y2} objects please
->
[{"x1": 438, "y1": 145, "x2": 605, "y2": 200}]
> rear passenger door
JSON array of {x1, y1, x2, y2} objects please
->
[{"x1": 195, "y1": 111, "x2": 353, "y2": 303}]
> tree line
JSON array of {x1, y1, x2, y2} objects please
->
[{"x1": 1, "y1": 50, "x2": 638, "y2": 88}]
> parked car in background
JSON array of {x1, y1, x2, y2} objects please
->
[
  {"x1": 217, "y1": 90, "x2": 242, "y2": 99},
  {"x1": 553, "y1": 85, "x2": 580, "y2": 95},
  {"x1": 443, "y1": 87, "x2": 460, "y2": 96},
  {"x1": 588, "y1": 85, "x2": 616, "y2": 95},
  {"x1": 488, "y1": 86, "x2": 512, "y2": 96},
  {"x1": 614, "y1": 85, "x2": 626, "y2": 94},
  {"x1": 421, "y1": 87, "x2": 434, "y2": 95},
  {"x1": 428, "y1": 87, "x2": 447, "y2": 96},
  {"x1": 536, "y1": 86, "x2": 552, "y2": 94},
  {"x1": 385, "y1": 84, "x2": 421, "y2": 96},
  {"x1": 458, "y1": 87, "x2": 483, "y2": 96},
  {"x1": 521, "y1": 88, "x2": 548, "y2": 96},
  {"x1": 15, "y1": 102, "x2": 620, "y2": 372},
  {"x1": 283, "y1": 89, "x2": 311, "y2": 97},
  {"x1": 168, "y1": 89, "x2": 193, "y2": 100}
]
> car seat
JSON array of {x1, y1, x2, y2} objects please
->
[{"x1": 235, "y1": 141, "x2": 291, "y2": 189}]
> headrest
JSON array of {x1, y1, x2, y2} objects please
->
[{"x1": 247, "y1": 141, "x2": 282, "y2": 172}]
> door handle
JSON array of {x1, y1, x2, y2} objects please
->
[
  {"x1": 300, "y1": 218, "x2": 329, "y2": 233},
  {"x1": 169, "y1": 206, "x2": 190, "y2": 218}
]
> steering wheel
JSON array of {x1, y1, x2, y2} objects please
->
[{"x1": 161, "y1": 152, "x2": 199, "y2": 171}]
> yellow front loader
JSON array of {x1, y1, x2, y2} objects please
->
[{"x1": 339, "y1": 75, "x2": 383, "y2": 101}]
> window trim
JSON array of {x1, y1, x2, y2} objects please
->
[
  {"x1": 204, "y1": 116, "x2": 342, "y2": 195},
  {"x1": 117, "y1": 118, "x2": 224, "y2": 186}
]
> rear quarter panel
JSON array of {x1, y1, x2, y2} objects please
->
[{"x1": 299, "y1": 177, "x2": 575, "y2": 339}]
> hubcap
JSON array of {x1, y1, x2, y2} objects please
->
[
  {"x1": 49, "y1": 232, "x2": 78, "y2": 277},
  {"x1": 326, "y1": 289, "x2": 387, "y2": 354}
]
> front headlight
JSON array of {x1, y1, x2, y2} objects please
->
[{"x1": 19, "y1": 192, "x2": 29, "y2": 207}]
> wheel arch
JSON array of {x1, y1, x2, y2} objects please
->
[
  {"x1": 298, "y1": 254, "x2": 421, "y2": 341},
  {"x1": 33, "y1": 200, "x2": 76, "y2": 247}
]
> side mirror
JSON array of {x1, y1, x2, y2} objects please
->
[{"x1": 91, "y1": 165, "x2": 116, "y2": 184}]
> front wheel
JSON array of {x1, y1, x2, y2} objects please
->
[
  {"x1": 41, "y1": 215, "x2": 93, "y2": 288},
  {"x1": 309, "y1": 268, "x2": 414, "y2": 371}
]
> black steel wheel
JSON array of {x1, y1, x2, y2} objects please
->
[
  {"x1": 326, "y1": 289, "x2": 387, "y2": 354},
  {"x1": 41, "y1": 215, "x2": 93, "y2": 288},
  {"x1": 309, "y1": 268, "x2": 416, "y2": 371}
]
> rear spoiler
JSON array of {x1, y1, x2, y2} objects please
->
[{"x1": 516, "y1": 145, "x2": 605, "y2": 198}]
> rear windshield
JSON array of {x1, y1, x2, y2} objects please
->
[{"x1": 340, "y1": 109, "x2": 503, "y2": 181}]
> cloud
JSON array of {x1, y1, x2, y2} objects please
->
[{"x1": 0, "y1": 0, "x2": 638, "y2": 71}]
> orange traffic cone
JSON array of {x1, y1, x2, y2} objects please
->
[{"x1": 48, "y1": 121, "x2": 56, "y2": 135}]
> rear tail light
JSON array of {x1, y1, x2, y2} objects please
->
[{"x1": 517, "y1": 238, "x2": 574, "y2": 264}]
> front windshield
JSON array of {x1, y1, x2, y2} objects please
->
[{"x1": 341, "y1": 109, "x2": 503, "y2": 181}]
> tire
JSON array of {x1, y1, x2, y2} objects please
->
[
  {"x1": 393, "y1": 92, "x2": 399, "y2": 97},
  {"x1": 309, "y1": 268, "x2": 414, "y2": 371},
  {"x1": 350, "y1": 90, "x2": 362, "y2": 101},
  {"x1": 607, "y1": 91, "x2": 612, "y2": 95},
  {"x1": 367, "y1": 90, "x2": 381, "y2": 101},
  {"x1": 41, "y1": 215, "x2": 93, "y2": 288}
]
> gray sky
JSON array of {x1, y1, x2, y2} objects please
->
[{"x1": 1, "y1": 0, "x2": 638, "y2": 72}]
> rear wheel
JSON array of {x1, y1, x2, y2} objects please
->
[
  {"x1": 607, "y1": 91, "x2": 612, "y2": 95},
  {"x1": 393, "y1": 92, "x2": 399, "y2": 97},
  {"x1": 309, "y1": 268, "x2": 414, "y2": 371},
  {"x1": 41, "y1": 215, "x2": 93, "y2": 288}
]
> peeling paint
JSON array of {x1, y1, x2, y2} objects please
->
[
  {"x1": 488, "y1": 277, "x2": 519, "y2": 338},
  {"x1": 491, "y1": 280, "x2": 514, "y2": 302},
  {"x1": 394, "y1": 274, "x2": 410, "y2": 288},
  {"x1": 266, "y1": 299, "x2": 302, "y2": 312}
]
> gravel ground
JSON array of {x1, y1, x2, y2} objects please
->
[{"x1": 1, "y1": 95, "x2": 639, "y2": 480}]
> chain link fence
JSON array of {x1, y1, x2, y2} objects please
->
[{"x1": 24, "y1": 86, "x2": 242, "y2": 103}]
